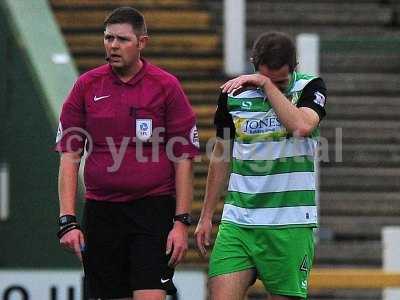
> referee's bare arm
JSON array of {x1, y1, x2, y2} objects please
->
[
  {"x1": 166, "y1": 158, "x2": 193, "y2": 266},
  {"x1": 58, "y1": 152, "x2": 85, "y2": 261}
]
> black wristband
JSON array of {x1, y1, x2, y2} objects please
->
[
  {"x1": 57, "y1": 223, "x2": 80, "y2": 239},
  {"x1": 58, "y1": 214, "x2": 77, "y2": 227}
]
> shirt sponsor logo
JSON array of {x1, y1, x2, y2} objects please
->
[
  {"x1": 55, "y1": 122, "x2": 63, "y2": 143},
  {"x1": 313, "y1": 91, "x2": 325, "y2": 107},
  {"x1": 136, "y1": 119, "x2": 152, "y2": 141},
  {"x1": 93, "y1": 95, "x2": 111, "y2": 102},
  {"x1": 161, "y1": 278, "x2": 170, "y2": 284},
  {"x1": 190, "y1": 125, "x2": 200, "y2": 148},
  {"x1": 241, "y1": 101, "x2": 252, "y2": 110},
  {"x1": 241, "y1": 116, "x2": 282, "y2": 135}
]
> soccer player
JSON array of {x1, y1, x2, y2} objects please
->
[
  {"x1": 195, "y1": 32, "x2": 327, "y2": 300},
  {"x1": 55, "y1": 7, "x2": 199, "y2": 300}
]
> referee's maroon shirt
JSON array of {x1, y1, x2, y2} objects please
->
[{"x1": 55, "y1": 59, "x2": 200, "y2": 202}]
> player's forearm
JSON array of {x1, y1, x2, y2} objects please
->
[
  {"x1": 262, "y1": 79, "x2": 316, "y2": 136},
  {"x1": 58, "y1": 153, "x2": 81, "y2": 216},
  {"x1": 200, "y1": 140, "x2": 230, "y2": 221},
  {"x1": 174, "y1": 158, "x2": 193, "y2": 215}
]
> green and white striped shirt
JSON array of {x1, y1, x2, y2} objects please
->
[{"x1": 220, "y1": 72, "x2": 326, "y2": 228}]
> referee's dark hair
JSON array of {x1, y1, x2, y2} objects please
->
[
  {"x1": 104, "y1": 6, "x2": 148, "y2": 36},
  {"x1": 251, "y1": 32, "x2": 297, "y2": 72}
]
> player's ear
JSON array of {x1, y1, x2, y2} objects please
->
[{"x1": 137, "y1": 35, "x2": 149, "y2": 50}]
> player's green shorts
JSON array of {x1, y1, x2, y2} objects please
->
[{"x1": 209, "y1": 222, "x2": 315, "y2": 299}]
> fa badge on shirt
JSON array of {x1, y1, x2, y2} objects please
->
[{"x1": 136, "y1": 119, "x2": 152, "y2": 141}]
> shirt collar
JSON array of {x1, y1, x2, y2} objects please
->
[{"x1": 108, "y1": 58, "x2": 148, "y2": 86}]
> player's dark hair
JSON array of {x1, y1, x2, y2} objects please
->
[
  {"x1": 104, "y1": 7, "x2": 147, "y2": 36},
  {"x1": 251, "y1": 32, "x2": 297, "y2": 72}
]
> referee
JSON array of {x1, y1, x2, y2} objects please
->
[{"x1": 55, "y1": 7, "x2": 199, "y2": 300}]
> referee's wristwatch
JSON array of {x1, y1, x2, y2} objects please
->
[{"x1": 173, "y1": 213, "x2": 193, "y2": 226}]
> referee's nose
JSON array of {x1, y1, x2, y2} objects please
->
[{"x1": 111, "y1": 38, "x2": 119, "y2": 49}]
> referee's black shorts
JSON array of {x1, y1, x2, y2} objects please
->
[{"x1": 81, "y1": 195, "x2": 177, "y2": 298}]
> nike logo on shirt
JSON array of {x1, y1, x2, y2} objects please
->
[
  {"x1": 94, "y1": 95, "x2": 111, "y2": 102},
  {"x1": 161, "y1": 278, "x2": 170, "y2": 284}
]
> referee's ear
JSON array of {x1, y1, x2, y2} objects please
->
[{"x1": 137, "y1": 35, "x2": 149, "y2": 51}]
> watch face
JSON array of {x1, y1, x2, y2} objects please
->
[
  {"x1": 186, "y1": 215, "x2": 194, "y2": 225},
  {"x1": 174, "y1": 214, "x2": 193, "y2": 225}
]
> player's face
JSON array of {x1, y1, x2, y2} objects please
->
[
  {"x1": 258, "y1": 64, "x2": 291, "y2": 92},
  {"x1": 104, "y1": 23, "x2": 147, "y2": 72}
]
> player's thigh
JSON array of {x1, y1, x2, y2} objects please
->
[
  {"x1": 209, "y1": 269, "x2": 256, "y2": 300},
  {"x1": 92, "y1": 298, "x2": 131, "y2": 300},
  {"x1": 133, "y1": 290, "x2": 166, "y2": 300}
]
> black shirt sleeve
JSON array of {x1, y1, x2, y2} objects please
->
[
  {"x1": 296, "y1": 78, "x2": 327, "y2": 121},
  {"x1": 214, "y1": 92, "x2": 235, "y2": 139}
]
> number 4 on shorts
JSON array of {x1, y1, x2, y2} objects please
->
[{"x1": 300, "y1": 255, "x2": 308, "y2": 272}]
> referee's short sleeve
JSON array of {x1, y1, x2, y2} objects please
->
[
  {"x1": 296, "y1": 78, "x2": 327, "y2": 121},
  {"x1": 214, "y1": 93, "x2": 235, "y2": 140},
  {"x1": 54, "y1": 78, "x2": 86, "y2": 153},
  {"x1": 164, "y1": 77, "x2": 200, "y2": 159}
]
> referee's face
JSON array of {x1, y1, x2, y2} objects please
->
[
  {"x1": 258, "y1": 64, "x2": 291, "y2": 92},
  {"x1": 104, "y1": 23, "x2": 147, "y2": 73}
]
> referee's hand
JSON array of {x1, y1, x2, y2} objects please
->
[
  {"x1": 166, "y1": 222, "x2": 188, "y2": 267},
  {"x1": 60, "y1": 229, "x2": 85, "y2": 262}
]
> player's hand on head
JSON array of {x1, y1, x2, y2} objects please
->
[
  {"x1": 60, "y1": 229, "x2": 85, "y2": 262},
  {"x1": 166, "y1": 222, "x2": 188, "y2": 267},
  {"x1": 194, "y1": 218, "x2": 212, "y2": 257},
  {"x1": 221, "y1": 74, "x2": 269, "y2": 94}
]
